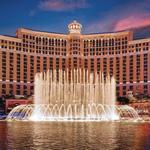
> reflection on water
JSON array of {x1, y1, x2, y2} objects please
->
[{"x1": 0, "y1": 121, "x2": 150, "y2": 150}]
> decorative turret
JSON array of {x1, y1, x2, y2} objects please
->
[{"x1": 68, "y1": 20, "x2": 82, "y2": 34}]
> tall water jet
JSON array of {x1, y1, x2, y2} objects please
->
[{"x1": 7, "y1": 69, "x2": 139, "y2": 121}]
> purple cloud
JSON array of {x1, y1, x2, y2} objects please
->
[
  {"x1": 85, "y1": 1, "x2": 150, "y2": 33},
  {"x1": 39, "y1": 0, "x2": 89, "y2": 11}
]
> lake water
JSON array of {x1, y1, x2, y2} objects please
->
[{"x1": 0, "y1": 121, "x2": 150, "y2": 150}]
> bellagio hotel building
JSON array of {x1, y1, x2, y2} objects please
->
[{"x1": 0, "y1": 21, "x2": 150, "y2": 97}]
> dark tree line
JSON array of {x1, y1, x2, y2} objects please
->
[{"x1": 117, "y1": 97, "x2": 129, "y2": 105}]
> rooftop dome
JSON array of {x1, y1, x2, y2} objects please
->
[{"x1": 68, "y1": 20, "x2": 82, "y2": 34}]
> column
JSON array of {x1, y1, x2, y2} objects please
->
[
  {"x1": 20, "y1": 53, "x2": 24, "y2": 95},
  {"x1": 13, "y1": 52, "x2": 17, "y2": 95},
  {"x1": 140, "y1": 53, "x2": 144, "y2": 93},
  {"x1": 40, "y1": 56, "x2": 43, "y2": 72},
  {"x1": 119, "y1": 55, "x2": 123, "y2": 96},
  {"x1": 6, "y1": 51, "x2": 10, "y2": 95},
  {"x1": 27, "y1": 54, "x2": 30, "y2": 96},
  {"x1": 106, "y1": 57, "x2": 110, "y2": 76},
  {"x1": 53, "y1": 55, "x2": 56, "y2": 70},
  {"x1": 47, "y1": 56, "x2": 50, "y2": 71},
  {"x1": 100, "y1": 57, "x2": 103, "y2": 75},
  {"x1": 80, "y1": 37, "x2": 84, "y2": 70},
  {"x1": 34, "y1": 54, "x2": 37, "y2": 77},
  {"x1": 94, "y1": 56, "x2": 97, "y2": 78},
  {"x1": 126, "y1": 54, "x2": 130, "y2": 92},
  {"x1": 113, "y1": 56, "x2": 116, "y2": 79},
  {"x1": 133, "y1": 54, "x2": 137, "y2": 95},
  {"x1": 87, "y1": 55, "x2": 91, "y2": 81}
]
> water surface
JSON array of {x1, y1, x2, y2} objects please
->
[{"x1": 0, "y1": 121, "x2": 150, "y2": 150}]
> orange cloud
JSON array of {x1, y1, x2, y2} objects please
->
[
  {"x1": 114, "y1": 14, "x2": 150, "y2": 31},
  {"x1": 39, "y1": 0, "x2": 89, "y2": 11}
]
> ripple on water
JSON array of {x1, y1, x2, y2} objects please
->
[{"x1": 0, "y1": 121, "x2": 150, "y2": 150}]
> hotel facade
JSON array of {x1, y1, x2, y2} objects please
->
[{"x1": 0, "y1": 21, "x2": 150, "y2": 97}]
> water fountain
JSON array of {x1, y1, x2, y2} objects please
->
[{"x1": 7, "y1": 69, "x2": 139, "y2": 121}]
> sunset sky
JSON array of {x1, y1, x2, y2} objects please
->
[{"x1": 0, "y1": 0, "x2": 150, "y2": 38}]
